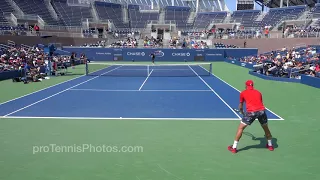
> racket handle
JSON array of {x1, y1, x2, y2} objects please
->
[{"x1": 233, "y1": 108, "x2": 244, "y2": 115}]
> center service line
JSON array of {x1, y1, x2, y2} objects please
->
[{"x1": 138, "y1": 69, "x2": 154, "y2": 91}]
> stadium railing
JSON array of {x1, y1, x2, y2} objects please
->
[{"x1": 43, "y1": 25, "x2": 83, "y2": 32}]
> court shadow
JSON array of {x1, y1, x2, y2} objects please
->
[
  {"x1": 53, "y1": 73, "x2": 85, "y2": 76},
  {"x1": 65, "y1": 73, "x2": 85, "y2": 76},
  {"x1": 237, "y1": 132, "x2": 279, "y2": 152}
]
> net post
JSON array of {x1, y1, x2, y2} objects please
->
[{"x1": 209, "y1": 63, "x2": 212, "y2": 75}]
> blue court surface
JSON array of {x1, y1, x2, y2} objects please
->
[{"x1": 0, "y1": 64, "x2": 284, "y2": 120}]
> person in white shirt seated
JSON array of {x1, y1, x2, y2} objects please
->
[{"x1": 283, "y1": 61, "x2": 293, "y2": 70}]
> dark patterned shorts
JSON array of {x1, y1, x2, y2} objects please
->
[{"x1": 241, "y1": 110, "x2": 268, "y2": 125}]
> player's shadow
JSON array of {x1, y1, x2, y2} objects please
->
[
  {"x1": 237, "y1": 132, "x2": 278, "y2": 152},
  {"x1": 58, "y1": 73, "x2": 85, "y2": 76},
  {"x1": 66, "y1": 73, "x2": 85, "y2": 76}
]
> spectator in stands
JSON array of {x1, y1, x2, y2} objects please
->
[
  {"x1": 34, "y1": 24, "x2": 40, "y2": 36},
  {"x1": 316, "y1": 63, "x2": 320, "y2": 72},
  {"x1": 0, "y1": 44, "x2": 77, "y2": 83},
  {"x1": 82, "y1": 40, "x2": 106, "y2": 47},
  {"x1": 182, "y1": 39, "x2": 186, "y2": 48},
  {"x1": 214, "y1": 43, "x2": 238, "y2": 49},
  {"x1": 144, "y1": 36, "x2": 162, "y2": 48},
  {"x1": 309, "y1": 63, "x2": 319, "y2": 77},
  {"x1": 264, "y1": 27, "x2": 269, "y2": 38},
  {"x1": 232, "y1": 45, "x2": 320, "y2": 79},
  {"x1": 80, "y1": 53, "x2": 89, "y2": 64}
]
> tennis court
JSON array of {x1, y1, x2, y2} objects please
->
[
  {"x1": 0, "y1": 63, "x2": 283, "y2": 120},
  {"x1": 0, "y1": 62, "x2": 319, "y2": 180}
]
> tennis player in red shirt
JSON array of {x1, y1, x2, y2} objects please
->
[{"x1": 228, "y1": 80, "x2": 274, "y2": 153}]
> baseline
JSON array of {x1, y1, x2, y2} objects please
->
[{"x1": 0, "y1": 116, "x2": 241, "y2": 121}]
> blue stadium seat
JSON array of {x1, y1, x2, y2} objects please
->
[
  {"x1": 94, "y1": 2, "x2": 129, "y2": 30},
  {"x1": 194, "y1": 12, "x2": 227, "y2": 30},
  {"x1": 52, "y1": 0, "x2": 92, "y2": 26}
]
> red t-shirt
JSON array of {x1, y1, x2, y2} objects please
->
[{"x1": 240, "y1": 88, "x2": 265, "y2": 112}]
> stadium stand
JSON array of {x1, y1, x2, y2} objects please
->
[
  {"x1": 13, "y1": 0, "x2": 60, "y2": 25},
  {"x1": 0, "y1": 26, "x2": 28, "y2": 36},
  {"x1": 94, "y1": 2, "x2": 129, "y2": 29},
  {"x1": 214, "y1": 42, "x2": 238, "y2": 48},
  {"x1": 0, "y1": 0, "x2": 318, "y2": 41},
  {"x1": 0, "y1": 46, "x2": 57, "y2": 83},
  {"x1": 0, "y1": 0, "x2": 16, "y2": 25},
  {"x1": 82, "y1": 40, "x2": 106, "y2": 47},
  {"x1": 311, "y1": 3, "x2": 320, "y2": 17},
  {"x1": 310, "y1": 3, "x2": 320, "y2": 26},
  {"x1": 143, "y1": 36, "x2": 162, "y2": 47},
  {"x1": 52, "y1": 0, "x2": 93, "y2": 26},
  {"x1": 193, "y1": 12, "x2": 227, "y2": 29},
  {"x1": 258, "y1": 5, "x2": 306, "y2": 27},
  {"x1": 118, "y1": 0, "x2": 153, "y2": 9},
  {"x1": 198, "y1": 0, "x2": 216, "y2": 12},
  {"x1": 164, "y1": 6, "x2": 192, "y2": 30},
  {"x1": 128, "y1": 5, "x2": 159, "y2": 30},
  {"x1": 0, "y1": 42, "x2": 82, "y2": 82},
  {"x1": 229, "y1": 45, "x2": 320, "y2": 79},
  {"x1": 108, "y1": 37, "x2": 138, "y2": 48},
  {"x1": 230, "y1": 10, "x2": 260, "y2": 28}
]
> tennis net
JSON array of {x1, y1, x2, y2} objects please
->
[{"x1": 85, "y1": 63, "x2": 212, "y2": 77}]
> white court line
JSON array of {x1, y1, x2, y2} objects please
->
[
  {"x1": 2, "y1": 66, "x2": 123, "y2": 117},
  {"x1": 188, "y1": 65, "x2": 242, "y2": 120},
  {"x1": 198, "y1": 65, "x2": 285, "y2": 120},
  {"x1": 114, "y1": 69, "x2": 189, "y2": 71},
  {"x1": 0, "y1": 65, "x2": 114, "y2": 107},
  {"x1": 0, "y1": 116, "x2": 241, "y2": 121},
  {"x1": 69, "y1": 89, "x2": 211, "y2": 92},
  {"x1": 139, "y1": 69, "x2": 153, "y2": 90},
  {"x1": 157, "y1": 164, "x2": 184, "y2": 180}
]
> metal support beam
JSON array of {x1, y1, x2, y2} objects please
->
[
  {"x1": 196, "y1": 0, "x2": 199, "y2": 13},
  {"x1": 217, "y1": 0, "x2": 223, "y2": 11}
]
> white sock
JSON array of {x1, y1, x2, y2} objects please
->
[
  {"x1": 268, "y1": 140, "x2": 272, "y2": 146},
  {"x1": 232, "y1": 141, "x2": 238, "y2": 149}
]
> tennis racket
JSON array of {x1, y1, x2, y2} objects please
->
[
  {"x1": 233, "y1": 108, "x2": 245, "y2": 115},
  {"x1": 243, "y1": 132, "x2": 256, "y2": 140}
]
